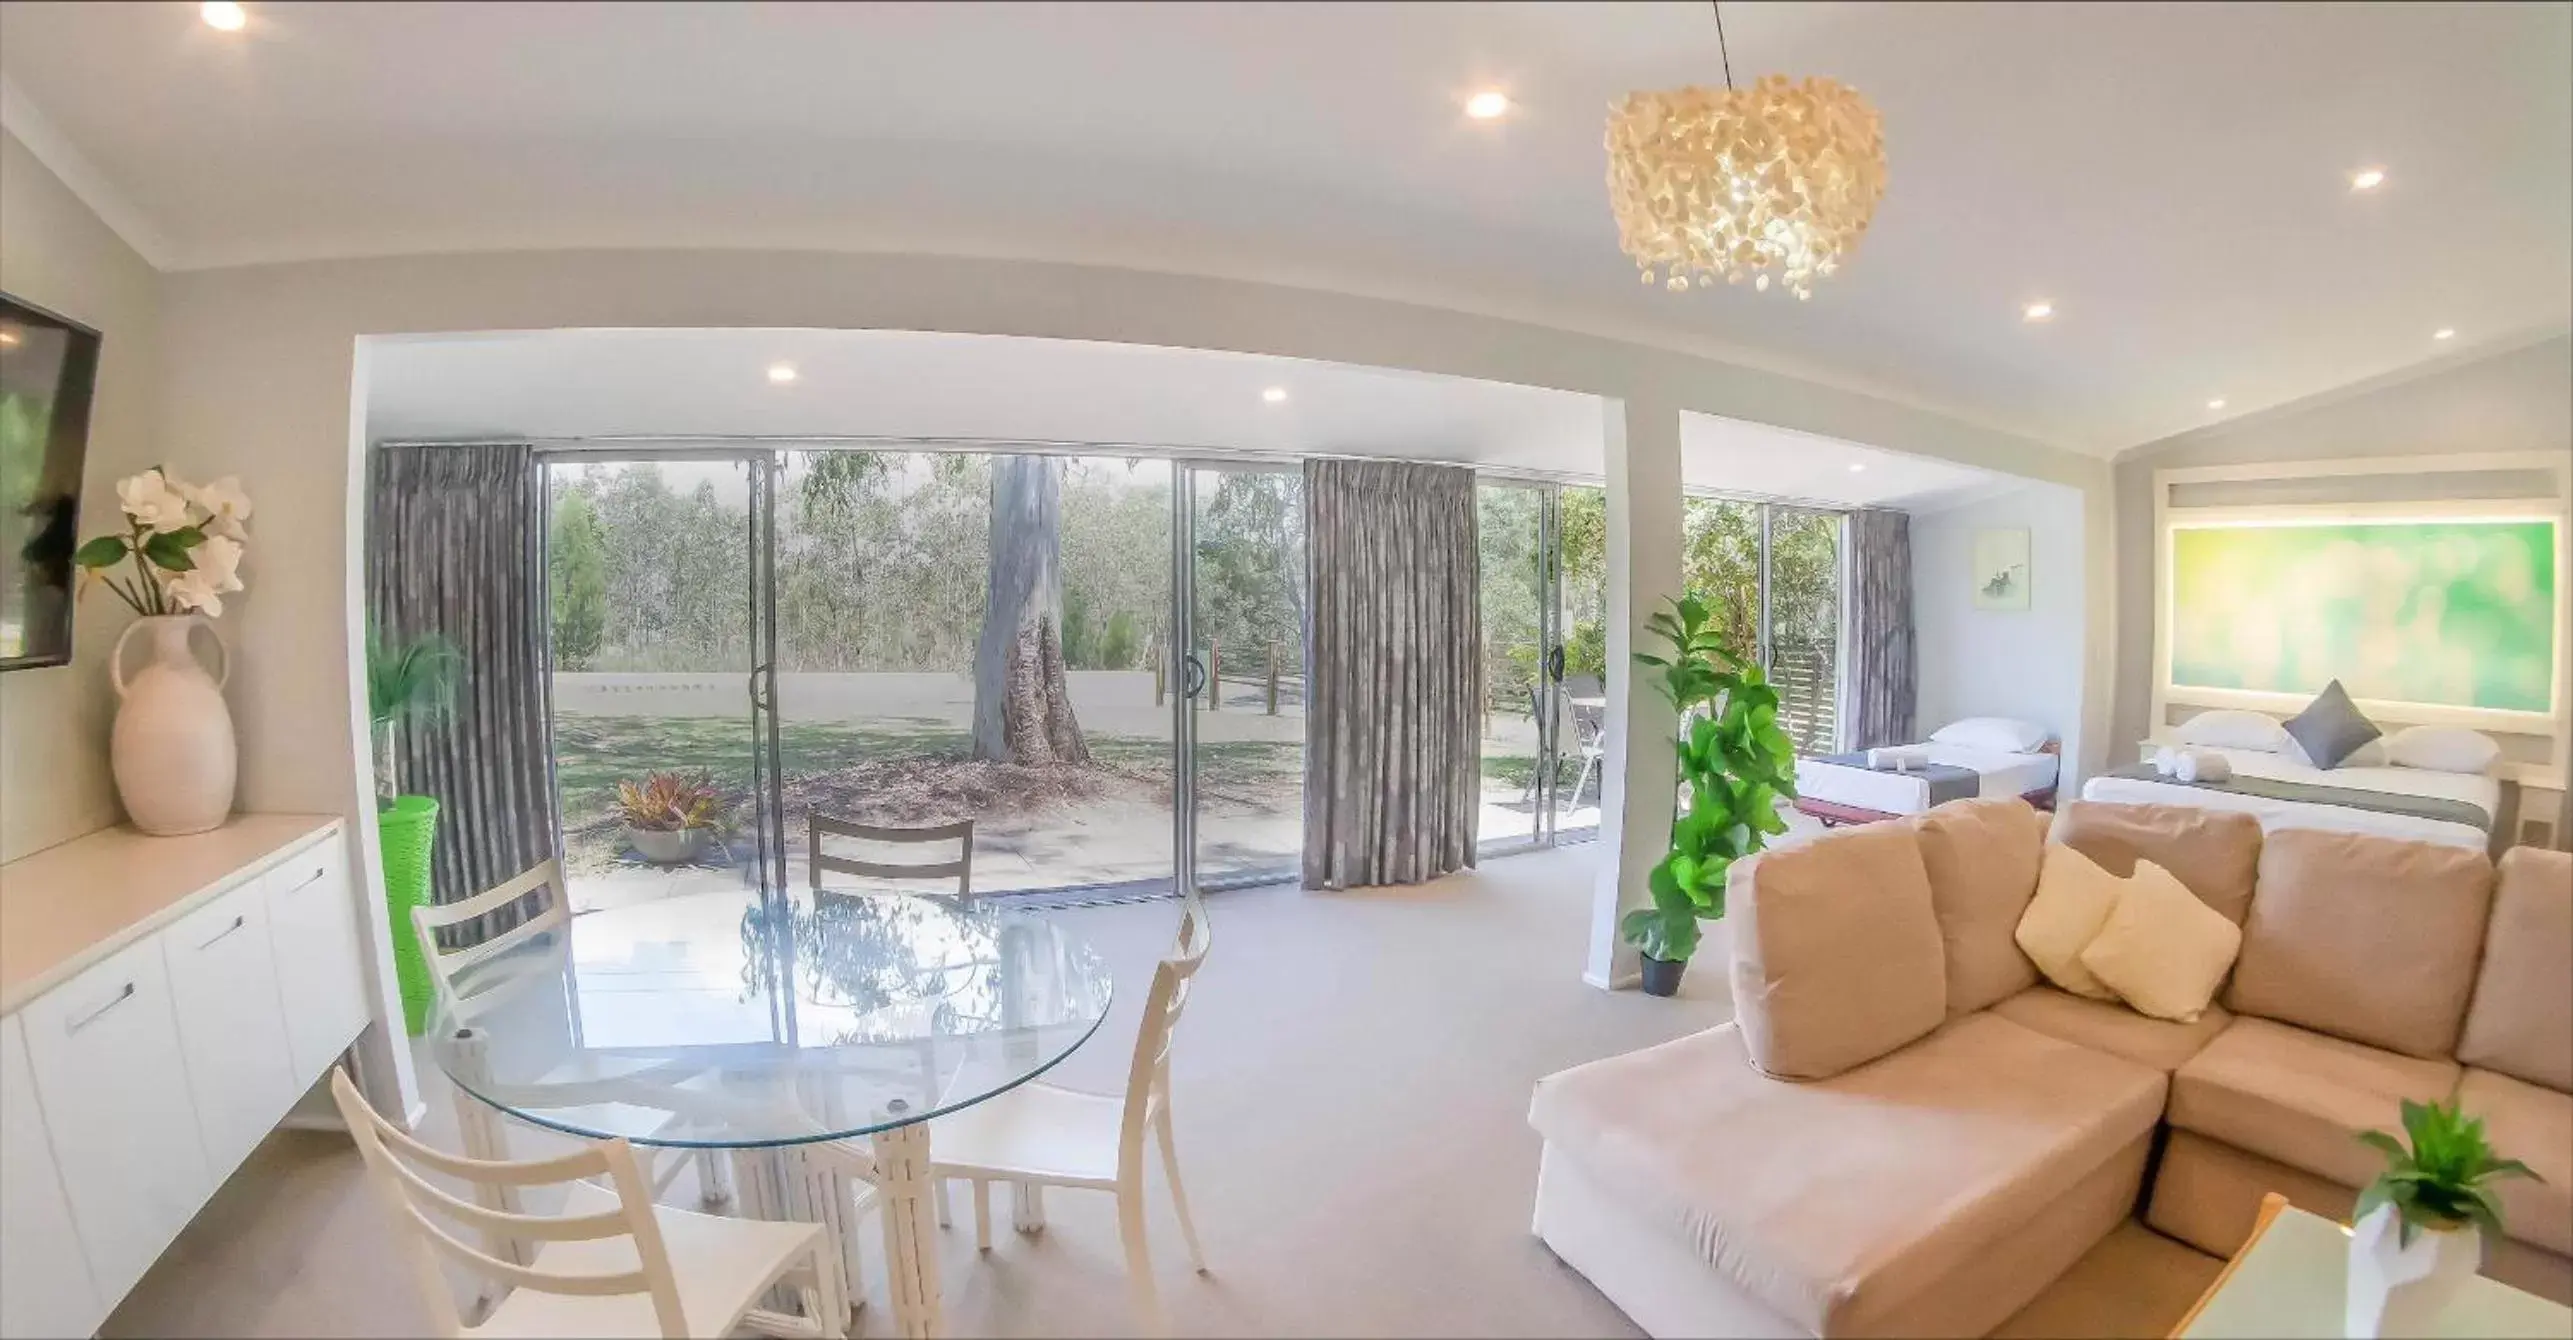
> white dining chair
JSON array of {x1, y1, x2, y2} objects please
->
[
  {"x1": 414, "y1": 859, "x2": 708, "y2": 1203},
  {"x1": 327, "y1": 1068, "x2": 846, "y2": 1339},
  {"x1": 927, "y1": 894, "x2": 1212, "y2": 1333}
]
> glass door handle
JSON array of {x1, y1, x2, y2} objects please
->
[
  {"x1": 1546, "y1": 646, "x2": 1566, "y2": 681},
  {"x1": 1182, "y1": 654, "x2": 1208, "y2": 699}
]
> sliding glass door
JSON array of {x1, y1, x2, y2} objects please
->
[
  {"x1": 1182, "y1": 464, "x2": 1307, "y2": 887},
  {"x1": 1477, "y1": 483, "x2": 1553, "y2": 852},
  {"x1": 1765, "y1": 507, "x2": 1845, "y2": 756}
]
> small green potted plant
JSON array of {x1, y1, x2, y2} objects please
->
[
  {"x1": 2345, "y1": 1098, "x2": 2542, "y2": 1337},
  {"x1": 617, "y1": 771, "x2": 735, "y2": 866},
  {"x1": 1623, "y1": 593, "x2": 1798, "y2": 997},
  {"x1": 366, "y1": 627, "x2": 462, "y2": 1034}
]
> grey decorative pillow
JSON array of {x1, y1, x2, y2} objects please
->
[{"x1": 2282, "y1": 680, "x2": 2381, "y2": 769}]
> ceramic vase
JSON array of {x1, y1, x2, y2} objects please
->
[
  {"x1": 2346, "y1": 1204, "x2": 2480, "y2": 1338},
  {"x1": 109, "y1": 614, "x2": 237, "y2": 836}
]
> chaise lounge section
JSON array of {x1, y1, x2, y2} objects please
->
[{"x1": 1530, "y1": 799, "x2": 2573, "y2": 1337}]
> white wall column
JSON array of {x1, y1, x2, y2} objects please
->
[{"x1": 1584, "y1": 395, "x2": 1687, "y2": 990}]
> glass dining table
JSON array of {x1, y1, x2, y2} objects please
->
[{"x1": 426, "y1": 888, "x2": 1115, "y2": 1340}]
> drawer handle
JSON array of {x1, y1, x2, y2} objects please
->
[
  {"x1": 67, "y1": 983, "x2": 136, "y2": 1033},
  {"x1": 286, "y1": 869, "x2": 326, "y2": 893},
  {"x1": 196, "y1": 914, "x2": 249, "y2": 950}
]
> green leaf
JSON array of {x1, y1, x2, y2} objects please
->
[
  {"x1": 2356, "y1": 1129, "x2": 2410, "y2": 1162},
  {"x1": 141, "y1": 530, "x2": 197, "y2": 572},
  {"x1": 73, "y1": 535, "x2": 131, "y2": 567}
]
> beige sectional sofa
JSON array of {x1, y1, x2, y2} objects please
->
[{"x1": 1528, "y1": 798, "x2": 2573, "y2": 1338}]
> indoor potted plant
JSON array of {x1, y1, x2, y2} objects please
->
[
  {"x1": 618, "y1": 770, "x2": 734, "y2": 865},
  {"x1": 2346, "y1": 1098, "x2": 2542, "y2": 1337},
  {"x1": 1622, "y1": 593, "x2": 1798, "y2": 997},
  {"x1": 367, "y1": 626, "x2": 462, "y2": 1033}
]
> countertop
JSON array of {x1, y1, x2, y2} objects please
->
[{"x1": 0, "y1": 814, "x2": 343, "y2": 1015}]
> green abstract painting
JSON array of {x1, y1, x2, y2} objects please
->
[{"x1": 2169, "y1": 519, "x2": 2557, "y2": 713}]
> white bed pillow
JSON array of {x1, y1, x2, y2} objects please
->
[
  {"x1": 2174, "y1": 710, "x2": 2293, "y2": 754},
  {"x1": 1929, "y1": 717, "x2": 2049, "y2": 753},
  {"x1": 2383, "y1": 725, "x2": 2503, "y2": 776}
]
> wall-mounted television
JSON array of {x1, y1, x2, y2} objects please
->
[{"x1": 0, "y1": 293, "x2": 102, "y2": 672}]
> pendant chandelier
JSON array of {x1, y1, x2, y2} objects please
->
[{"x1": 1605, "y1": 2, "x2": 1887, "y2": 300}]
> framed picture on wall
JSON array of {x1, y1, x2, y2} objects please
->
[{"x1": 1973, "y1": 528, "x2": 2031, "y2": 610}]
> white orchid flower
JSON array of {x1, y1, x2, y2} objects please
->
[
  {"x1": 164, "y1": 567, "x2": 226, "y2": 618},
  {"x1": 116, "y1": 469, "x2": 193, "y2": 534},
  {"x1": 185, "y1": 476, "x2": 254, "y2": 540},
  {"x1": 193, "y1": 533, "x2": 246, "y2": 594}
]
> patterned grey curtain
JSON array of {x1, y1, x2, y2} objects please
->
[
  {"x1": 1301, "y1": 459, "x2": 1481, "y2": 889},
  {"x1": 368, "y1": 443, "x2": 557, "y2": 940},
  {"x1": 1844, "y1": 508, "x2": 1917, "y2": 750}
]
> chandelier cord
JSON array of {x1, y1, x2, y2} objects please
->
[{"x1": 1712, "y1": 1, "x2": 1734, "y2": 91}]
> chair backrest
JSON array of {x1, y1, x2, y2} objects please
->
[
  {"x1": 327, "y1": 1069, "x2": 687, "y2": 1339},
  {"x1": 809, "y1": 815, "x2": 974, "y2": 897},
  {"x1": 1120, "y1": 893, "x2": 1213, "y2": 1166},
  {"x1": 413, "y1": 859, "x2": 573, "y2": 1021}
]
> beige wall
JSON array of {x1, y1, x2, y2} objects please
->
[
  {"x1": 0, "y1": 130, "x2": 161, "y2": 862},
  {"x1": 2108, "y1": 333, "x2": 2573, "y2": 761}
]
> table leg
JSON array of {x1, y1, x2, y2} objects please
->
[
  {"x1": 1013, "y1": 1181, "x2": 1047, "y2": 1233},
  {"x1": 872, "y1": 1121, "x2": 944, "y2": 1339}
]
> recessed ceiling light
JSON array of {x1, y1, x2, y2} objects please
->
[
  {"x1": 1465, "y1": 91, "x2": 1511, "y2": 120},
  {"x1": 2206, "y1": 398, "x2": 2227, "y2": 411},
  {"x1": 2022, "y1": 300, "x2": 2055, "y2": 322},
  {"x1": 2349, "y1": 167, "x2": 2386, "y2": 192},
  {"x1": 201, "y1": 1, "x2": 247, "y2": 31},
  {"x1": 2432, "y1": 328, "x2": 2456, "y2": 341},
  {"x1": 767, "y1": 363, "x2": 798, "y2": 384},
  {"x1": 1847, "y1": 463, "x2": 1866, "y2": 473},
  {"x1": 0, "y1": 329, "x2": 18, "y2": 347},
  {"x1": 1262, "y1": 387, "x2": 1289, "y2": 404}
]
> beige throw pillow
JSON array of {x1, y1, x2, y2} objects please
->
[
  {"x1": 2015, "y1": 843, "x2": 2124, "y2": 1001},
  {"x1": 2077, "y1": 859, "x2": 2244, "y2": 1022}
]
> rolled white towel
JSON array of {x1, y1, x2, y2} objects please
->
[
  {"x1": 2174, "y1": 748, "x2": 2232, "y2": 784},
  {"x1": 1868, "y1": 746, "x2": 1929, "y2": 771},
  {"x1": 2152, "y1": 746, "x2": 2181, "y2": 778}
]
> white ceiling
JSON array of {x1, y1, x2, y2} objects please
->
[
  {"x1": 363, "y1": 328, "x2": 2000, "y2": 509},
  {"x1": 5, "y1": 2, "x2": 2566, "y2": 455}
]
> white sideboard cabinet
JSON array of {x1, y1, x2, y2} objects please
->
[{"x1": 0, "y1": 816, "x2": 368, "y2": 1339}]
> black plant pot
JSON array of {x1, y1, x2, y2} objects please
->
[{"x1": 1638, "y1": 953, "x2": 1686, "y2": 998}]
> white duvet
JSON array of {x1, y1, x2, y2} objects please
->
[{"x1": 2079, "y1": 746, "x2": 2498, "y2": 852}]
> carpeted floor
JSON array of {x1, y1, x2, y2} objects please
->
[{"x1": 103, "y1": 846, "x2": 2219, "y2": 1338}]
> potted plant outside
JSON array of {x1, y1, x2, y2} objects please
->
[
  {"x1": 618, "y1": 771, "x2": 734, "y2": 866},
  {"x1": 366, "y1": 627, "x2": 463, "y2": 1034},
  {"x1": 2345, "y1": 1098, "x2": 2541, "y2": 1337},
  {"x1": 1622, "y1": 593, "x2": 1799, "y2": 997}
]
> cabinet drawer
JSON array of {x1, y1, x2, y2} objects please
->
[
  {"x1": 0, "y1": 1014, "x2": 105, "y2": 1340},
  {"x1": 17, "y1": 937, "x2": 213, "y2": 1308},
  {"x1": 165, "y1": 879, "x2": 298, "y2": 1181},
  {"x1": 263, "y1": 836, "x2": 369, "y2": 1084}
]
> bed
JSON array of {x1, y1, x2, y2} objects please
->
[
  {"x1": 2080, "y1": 744, "x2": 2499, "y2": 853},
  {"x1": 1792, "y1": 718, "x2": 2062, "y2": 827}
]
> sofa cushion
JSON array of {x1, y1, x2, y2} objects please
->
[
  {"x1": 2225, "y1": 829, "x2": 2494, "y2": 1060},
  {"x1": 2015, "y1": 843, "x2": 2126, "y2": 1001},
  {"x1": 1913, "y1": 797, "x2": 2046, "y2": 1015},
  {"x1": 2457, "y1": 1067, "x2": 2573, "y2": 1258},
  {"x1": 1527, "y1": 1013, "x2": 2166, "y2": 1337},
  {"x1": 2050, "y1": 799, "x2": 2264, "y2": 925},
  {"x1": 2457, "y1": 846, "x2": 2573, "y2": 1092},
  {"x1": 2169, "y1": 1016, "x2": 2460, "y2": 1188},
  {"x1": 2079, "y1": 855, "x2": 2243, "y2": 1023},
  {"x1": 1988, "y1": 984, "x2": 2235, "y2": 1074},
  {"x1": 1727, "y1": 822, "x2": 1946, "y2": 1081}
]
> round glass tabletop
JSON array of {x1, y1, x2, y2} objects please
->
[{"x1": 426, "y1": 891, "x2": 1114, "y2": 1149}]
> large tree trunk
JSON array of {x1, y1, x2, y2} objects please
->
[{"x1": 972, "y1": 457, "x2": 1090, "y2": 764}]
